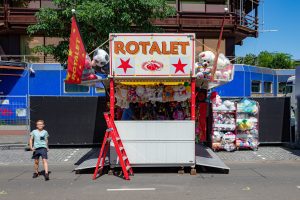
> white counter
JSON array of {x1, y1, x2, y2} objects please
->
[{"x1": 110, "y1": 120, "x2": 195, "y2": 167}]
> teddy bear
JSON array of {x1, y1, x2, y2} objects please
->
[{"x1": 199, "y1": 51, "x2": 230, "y2": 69}]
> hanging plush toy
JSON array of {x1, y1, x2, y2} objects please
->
[
  {"x1": 163, "y1": 86, "x2": 174, "y2": 102},
  {"x1": 82, "y1": 55, "x2": 97, "y2": 81},
  {"x1": 92, "y1": 48, "x2": 109, "y2": 74}
]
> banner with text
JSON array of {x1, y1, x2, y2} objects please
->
[{"x1": 110, "y1": 33, "x2": 195, "y2": 78}]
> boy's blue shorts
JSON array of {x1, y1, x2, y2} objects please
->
[{"x1": 32, "y1": 147, "x2": 48, "y2": 159}]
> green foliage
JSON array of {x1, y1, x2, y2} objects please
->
[
  {"x1": 27, "y1": 0, "x2": 176, "y2": 63},
  {"x1": 236, "y1": 51, "x2": 296, "y2": 69},
  {"x1": 257, "y1": 51, "x2": 274, "y2": 68},
  {"x1": 243, "y1": 53, "x2": 257, "y2": 66},
  {"x1": 271, "y1": 53, "x2": 294, "y2": 69}
]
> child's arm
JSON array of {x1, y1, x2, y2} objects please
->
[
  {"x1": 29, "y1": 135, "x2": 34, "y2": 151},
  {"x1": 46, "y1": 131, "x2": 49, "y2": 151}
]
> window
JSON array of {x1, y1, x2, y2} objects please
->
[
  {"x1": 95, "y1": 87, "x2": 105, "y2": 94},
  {"x1": 286, "y1": 81, "x2": 293, "y2": 94},
  {"x1": 251, "y1": 81, "x2": 261, "y2": 93},
  {"x1": 264, "y1": 82, "x2": 273, "y2": 93},
  {"x1": 64, "y1": 83, "x2": 89, "y2": 93},
  {"x1": 278, "y1": 82, "x2": 286, "y2": 94}
]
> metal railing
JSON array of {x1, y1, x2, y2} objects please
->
[{"x1": 0, "y1": 55, "x2": 57, "y2": 63}]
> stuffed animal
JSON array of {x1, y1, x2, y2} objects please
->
[
  {"x1": 127, "y1": 86, "x2": 139, "y2": 103},
  {"x1": 222, "y1": 132, "x2": 236, "y2": 152},
  {"x1": 213, "y1": 131, "x2": 223, "y2": 142},
  {"x1": 223, "y1": 100, "x2": 235, "y2": 110},
  {"x1": 81, "y1": 55, "x2": 98, "y2": 81},
  {"x1": 212, "y1": 142, "x2": 222, "y2": 150},
  {"x1": 92, "y1": 48, "x2": 109, "y2": 74},
  {"x1": 237, "y1": 119, "x2": 253, "y2": 131},
  {"x1": 136, "y1": 86, "x2": 145, "y2": 98},
  {"x1": 163, "y1": 85, "x2": 174, "y2": 102},
  {"x1": 210, "y1": 92, "x2": 222, "y2": 107},
  {"x1": 198, "y1": 51, "x2": 230, "y2": 70},
  {"x1": 238, "y1": 98, "x2": 258, "y2": 114}
]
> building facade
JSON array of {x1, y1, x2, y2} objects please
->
[{"x1": 0, "y1": 0, "x2": 259, "y2": 62}]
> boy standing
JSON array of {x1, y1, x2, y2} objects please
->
[{"x1": 29, "y1": 120, "x2": 50, "y2": 181}]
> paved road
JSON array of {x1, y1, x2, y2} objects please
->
[
  {"x1": 0, "y1": 161, "x2": 300, "y2": 200},
  {"x1": 1, "y1": 146, "x2": 300, "y2": 165}
]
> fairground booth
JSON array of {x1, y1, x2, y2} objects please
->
[{"x1": 86, "y1": 33, "x2": 234, "y2": 180}]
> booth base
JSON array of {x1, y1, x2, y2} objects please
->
[
  {"x1": 74, "y1": 144, "x2": 230, "y2": 173},
  {"x1": 74, "y1": 148, "x2": 109, "y2": 172},
  {"x1": 195, "y1": 144, "x2": 230, "y2": 173}
]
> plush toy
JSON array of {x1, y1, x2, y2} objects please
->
[
  {"x1": 237, "y1": 119, "x2": 253, "y2": 131},
  {"x1": 198, "y1": 51, "x2": 230, "y2": 70},
  {"x1": 136, "y1": 86, "x2": 145, "y2": 99},
  {"x1": 212, "y1": 142, "x2": 222, "y2": 150},
  {"x1": 163, "y1": 85, "x2": 174, "y2": 102},
  {"x1": 213, "y1": 131, "x2": 223, "y2": 142},
  {"x1": 223, "y1": 100, "x2": 235, "y2": 110},
  {"x1": 210, "y1": 92, "x2": 222, "y2": 107},
  {"x1": 82, "y1": 55, "x2": 98, "y2": 81},
  {"x1": 145, "y1": 86, "x2": 155, "y2": 100},
  {"x1": 115, "y1": 85, "x2": 129, "y2": 108},
  {"x1": 92, "y1": 48, "x2": 109, "y2": 74},
  {"x1": 238, "y1": 98, "x2": 258, "y2": 114},
  {"x1": 222, "y1": 132, "x2": 236, "y2": 152},
  {"x1": 173, "y1": 108, "x2": 185, "y2": 120},
  {"x1": 127, "y1": 86, "x2": 139, "y2": 103}
]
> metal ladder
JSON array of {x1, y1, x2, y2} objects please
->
[{"x1": 93, "y1": 112, "x2": 133, "y2": 180}]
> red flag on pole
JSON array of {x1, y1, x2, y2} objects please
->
[{"x1": 65, "y1": 16, "x2": 86, "y2": 84}]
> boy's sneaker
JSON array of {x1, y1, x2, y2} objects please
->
[
  {"x1": 32, "y1": 173, "x2": 39, "y2": 178},
  {"x1": 45, "y1": 173, "x2": 50, "y2": 181}
]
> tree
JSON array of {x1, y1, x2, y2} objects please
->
[
  {"x1": 27, "y1": 0, "x2": 176, "y2": 63},
  {"x1": 243, "y1": 53, "x2": 257, "y2": 65},
  {"x1": 256, "y1": 51, "x2": 273, "y2": 68},
  {"x1": 271, "y1": 53, "x2": 294, "y2": 69}
]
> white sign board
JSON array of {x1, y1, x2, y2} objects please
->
[{"x1": 109, "y1": 33, "x2": 195, "y2": 78}]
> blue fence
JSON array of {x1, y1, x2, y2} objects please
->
[{"x1": 0, "y1": 96, "x2": 28, "y2": 125}]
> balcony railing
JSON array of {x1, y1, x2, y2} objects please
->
[{"x1": 0, "y1": 54, "x2": 57, "y2": 63}]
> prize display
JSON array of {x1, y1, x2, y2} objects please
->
[
  {"x1": 211, "y1": 93, "x2": 237, "y2": 152},
  {"x1": 115, "y1": 84, "x2": 191, "y2": 108},
  {"x1": 114, "y1": 83, "x2": 192, "y2": 121},
  {"x1": 236, "y1": 98, "x2": 259, "y2": 150},
  {"x1": 211, "y1": 95, "x2": 260, "y2": 152}
]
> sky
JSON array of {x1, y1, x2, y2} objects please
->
[{"x1": 235, "y1": 0, "x2": 300, "y2": 59}]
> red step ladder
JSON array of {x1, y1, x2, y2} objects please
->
[{"x1": 93, "y1": 112, "x2": 133, "y2": 180}]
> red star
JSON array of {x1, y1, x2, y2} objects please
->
[
  {"x1": 172, "y1": 58, "x2": 187, "y2": 73},
  {"x1": 117, "y1": 58, "x2": 133, "y2": 73}
]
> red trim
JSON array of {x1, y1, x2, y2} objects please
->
[
  {"x1": 191, "y1": 78, "x2": 196, "y2": 120},
  {"x1": 110, "y1": 36, "x2": 113, "y2": 76},
  {"x1": 110, "y1": 78, "x2": 115, "y2": 119}
]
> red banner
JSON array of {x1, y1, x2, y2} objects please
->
[{"x1": 65, "y1": 16, "x2": 86, "y2": 84}]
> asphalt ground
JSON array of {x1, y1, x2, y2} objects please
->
[{"x1": 0, "y1": 161, "x2": 300, "y2": 200}]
